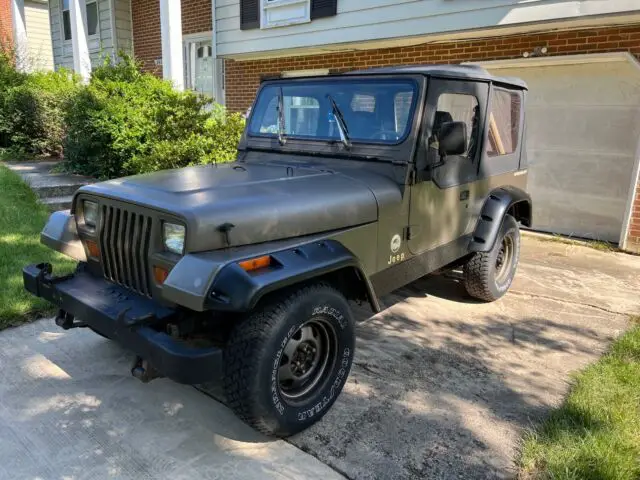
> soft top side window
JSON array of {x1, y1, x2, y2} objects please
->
[
  {"x1": 487, "y1": 89, "x2": 522, "y2": 157},
  {"x1": 430, "y1": 93, "x2": 480, "y2": 159}
]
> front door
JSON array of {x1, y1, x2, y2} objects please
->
[
  {"x1": 184, "y1": 39, "x2": 214, "y2": 97},
  {"x1": 408, "y1": 78, "x2": 489, "y2": 255}
]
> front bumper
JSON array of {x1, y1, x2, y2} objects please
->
[{"x1": 23, "y1": 263, "x2": 223, "y2": 385}]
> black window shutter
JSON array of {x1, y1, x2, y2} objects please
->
[
  {"x1": 311, "y1": 0, "x2": 337, "y2": 19},
  {"x1": 240, "y1": 0, "x2": 260, "y2": 30}
]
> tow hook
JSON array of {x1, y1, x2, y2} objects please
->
[
  {"x1": 131, "y1": 356, "x2": 162, "y2": 383},
  {"x1": 54, "y1": 309, "x2": 87, "y2": 330}
]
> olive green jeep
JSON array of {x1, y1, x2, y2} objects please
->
[{"x1": 24, "y1": 65, "x2": 531, "y2": 437}]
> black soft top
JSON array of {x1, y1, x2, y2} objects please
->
[{"x1": 348, "y1": 64, "x2": 527, "y2": 90}]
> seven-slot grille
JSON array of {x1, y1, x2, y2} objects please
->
[{"x1": 99, "y1": 205, "x2": 153, "y2": 297}]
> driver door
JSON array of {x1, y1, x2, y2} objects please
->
[{"x1": 407, "y1": 78, "x2": 489, "y2": 255}]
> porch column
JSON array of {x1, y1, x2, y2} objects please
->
[
  {"x1": 10, "y1": 0, "x2": 28, "y2": 71},
  {"x1": 160, "y1": 0, "x2": 184, "y2": 91},
  {"x1": 211, "y1": 0, "x2": 224, "y2": 104},
  {"x1": 69, "y1": 0, "x2": 91, "y2": 81}
]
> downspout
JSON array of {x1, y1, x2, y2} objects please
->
[{"x1": 211, "y1": 0, "x2": 224, "y2": 105}]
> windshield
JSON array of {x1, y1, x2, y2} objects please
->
[{"x1": 248, "y1": 79, "x2": 418, "y2": 145}]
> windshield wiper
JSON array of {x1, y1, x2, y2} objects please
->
[
  {"x1": 327, "y1": 94, "x2": 352, "y2": 149},
  {"x1": 276, "y1": 86, "x2": 287, "y2": 146}
]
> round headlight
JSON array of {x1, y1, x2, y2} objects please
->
[
  {"x1": 163, "y1": 223, "x2": 185, "y2": 255},
  {"x1": 83, "y1": 201, "x2": 98, "y2": 228}
]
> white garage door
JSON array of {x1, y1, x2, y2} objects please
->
[{"x1": 485, "y1": 55, "x2": 640, "y2": 243}]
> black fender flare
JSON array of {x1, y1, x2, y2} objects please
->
[
  {"x1": 469, "y1": 186, "x2": 532, "y2": 253},
  {"x1": 206, "y1": 240, "x2": 381, "y2": 313}
]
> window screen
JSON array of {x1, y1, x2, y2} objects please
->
[
  {"x1": 487, "y1": 89, "x2": 521, "y2": 156},
  {"x1": 350, "y1": 94, "x2": 375, "y2": 113}
]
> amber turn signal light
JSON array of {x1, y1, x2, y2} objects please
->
[
  {"x1": 238, "y1": 255, "x2": 271, "y2": 272},
  {"x1": 153, "y1": 266, "x2": 169, "y2": 284},
  {"x1": 85, "y1": 240, "x2": 100, "y2": 258}
]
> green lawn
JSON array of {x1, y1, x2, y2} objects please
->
[
  {"x1": 519, "y1": 318, "x2": 640, "y2": 480},
  {"x1": 0, "y1": 164, "x2": 76, "y2": 328}
]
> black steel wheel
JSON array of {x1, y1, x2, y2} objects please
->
[
  {"x1": 223, "y1": 283, "x2": 355, "y2": 437},
  {"x1": 277, "y1": 318, "x2": 338, "y2": 402},
  {"x1": 463, "y1": 214, "x2": 520, "y2": 302}
]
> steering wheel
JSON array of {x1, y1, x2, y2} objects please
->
[{"x1": 368, "y1": 130, "x2": 400, "y2": 141}]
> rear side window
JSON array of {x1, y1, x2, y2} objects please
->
[{"x1": 487, "y1": 89, "x2": 521, "y2": 157}]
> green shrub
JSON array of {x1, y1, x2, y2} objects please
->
[
  {"x1": 91, "y1": 53, "x2": 144, "y2": 83},
  {"x1": 2, "y1": 70, "x2": 80, "y2": 156},
  {"x1": 131, "y1": 105, "x2": 245, "y2": 173},
  {"x1": 64, "y1": 54, "x2": 244, "y2": 179},
  {"x1": 0, "y1": 49, "x2": 27, "y2": 148}
]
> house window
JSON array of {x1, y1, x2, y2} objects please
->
[
  {"x1": 62, "y1": 0, "x2": 99, "y2": 40},
  {"x1": 62, "y1": 0, "x2": 72, "y2": 40},
  {"x1": 86, "y1": 1, "x2": 98, "y2": 36},
  {"x1": 261, "y1": 0, "x2": 310, "y2": 29},
  {"x1": 240, "y1": 0, "x2": 337, "y2": 30}
]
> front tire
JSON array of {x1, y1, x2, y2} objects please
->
[
  {"x1": 223, "y1": 283, "x2": 355, "y2": 437},
  {"x1": 464, "y1": 214, "x2": 520, "y2": 302}
]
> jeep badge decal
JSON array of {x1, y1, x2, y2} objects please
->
[{"x1": 390, "y1": 234, "x2": 401, "y2": 253}]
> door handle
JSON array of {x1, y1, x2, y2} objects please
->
[{"x1": 459, "y1": 190, "x2": 470, "y2": 201}]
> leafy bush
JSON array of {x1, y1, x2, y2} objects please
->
[
  {"x1": 2, "y1": 70, "x2": 79, "y2": 156},
  {"x1": 0, "y1": 49, "x2": 27, "y2": 148},
  {"x1": 64, "y1": 54, "x2": 244, "y2": 178},
  {"x1": 131, "y1": 106, "x2": 245, "y2": 174}
]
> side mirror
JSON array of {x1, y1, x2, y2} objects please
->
[{"x1": 437, "y1": 121, "x2": 467, "y2": 156}]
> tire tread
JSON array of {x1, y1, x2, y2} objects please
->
[
  {"x1": 463, "y1": 215, "x2": 519, "y2": 302},
  {"x1": 223, "y1": 283, "x2": 338, "y2": 436}
]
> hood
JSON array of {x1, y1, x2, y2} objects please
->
[{"x1": 78, "y1": 162, "x2": 381, "y2": 251}]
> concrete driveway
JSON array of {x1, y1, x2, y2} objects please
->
[{"x1": 1, "y1": 235, "x2": 639, "y2": 480}]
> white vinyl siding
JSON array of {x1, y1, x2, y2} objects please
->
[
  {"x1": 114, "y1": 0, "x2": 133, "y2": 53},
  {"x1": 50, "y1": 0, "x2": 117, "y2": 70},
  {"x1": 25, "y1": 1, "x2": 54, "y2": 71},
  {"x1": 216, "y1": 0, "x2": 640, "y2": 58}
]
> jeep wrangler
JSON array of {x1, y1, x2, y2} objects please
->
[{"x1": 23, "y1": 65, "x2": 531, "y2": 437}]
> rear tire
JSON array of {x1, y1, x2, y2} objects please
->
[
  {"x1": 464, "y1": 214, "x2": 520, "y2": 302},
  {"x1": 223, "y1": 283, "x2": 355, "y2": 437}
]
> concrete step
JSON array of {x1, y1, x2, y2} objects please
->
[
  {"x1": 41, "y1": 195, "x2": 73, "y2": 212},
  {"x1": 23, "y1": 174, "x2": 93, "y2": 198}
]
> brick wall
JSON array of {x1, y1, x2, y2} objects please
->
[
  {"x1": 0, "y1": 0, "x2": 12, "y2": 48},
  {"x1": 131, "y1": 0, "x2": 211, "y2": 74},
  {"x1": 225, "y1": 24, "x2": 640, "y2": 113}
]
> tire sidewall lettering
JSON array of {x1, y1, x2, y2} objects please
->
[
  {"x1": 312, "y1": 305, "x2": 346, "y2": 329},
  {"x1": 270, "y1": 324, "x2": 297, "y2": 416},
  {"x1": 296, "y1": 347, "x2": 351, "y2": 422},
  {"x1": 268, "y1": 299, "x2": 353, "y2": 423}
]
